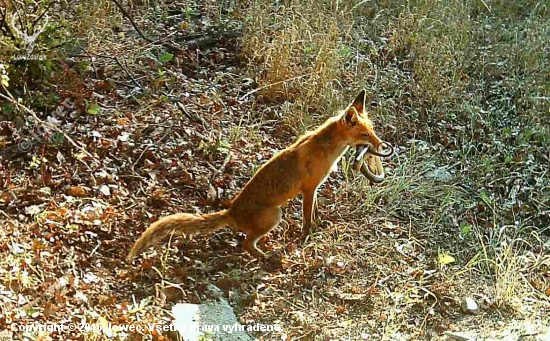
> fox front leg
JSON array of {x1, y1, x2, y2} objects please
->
[
  {"x1": 312, "y1": 192, "x2": 321, "y2": 225},
  {"x1": 301, "y1": 189, "x2": 316, "y2": 241}
]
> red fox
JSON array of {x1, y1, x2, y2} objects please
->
[{"x1": 127, "y1": 90, "x2": 385, "y2": 260}]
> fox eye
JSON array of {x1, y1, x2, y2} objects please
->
[{"x1": 362, "y1": 133, "x2": 370, "y2": 138}]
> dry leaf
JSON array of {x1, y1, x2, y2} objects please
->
[
  {"x1": 439, "y1": 253, "x2": 455, "y2": 265},
  {"x1": 67, "y1": 186, "x2": 89, "y2": 197}
]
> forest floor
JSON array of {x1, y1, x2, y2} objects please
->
[{"x1": 0, "y1": 1, "x2": 549, "y2": 340}]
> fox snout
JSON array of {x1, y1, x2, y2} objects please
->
[{"x1": 367, "y1": 133, "x2": 383, "y2": 149}]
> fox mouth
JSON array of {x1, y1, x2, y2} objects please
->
[{"x1": 353, "y1": 142, "x2": 394, "y2": 183}]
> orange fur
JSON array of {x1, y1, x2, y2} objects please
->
[{"x1": 127, "y1": 90, "x2": 384, "y2": 260}]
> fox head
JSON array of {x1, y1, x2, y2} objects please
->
[{"x1": 339, "y1": 90, "x2": 382, "y2": 148}]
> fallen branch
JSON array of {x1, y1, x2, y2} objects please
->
[{"x1": 111, "y1": 0, "x2": 240, "y2": 52}]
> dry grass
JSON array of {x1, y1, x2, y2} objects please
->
[{"x1": 240, "y1": 0, "x2": 357, "y2": 130}]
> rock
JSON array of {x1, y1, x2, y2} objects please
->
[
  {"x1": 118, "y1": 132, "x2": 130, "y2": 142},
  {"x1": 38, "y1": 187, "x2": 51, "y2": 196},
  {"x1": 172, "y1": 302, "x2": 252, "y2": 341},
  {"x1": 426, "y1": 168, "x2": 453, "y2": 181},
  {"x1": 99, "y1": 185, "x2": 111, "y2": 196},
  {"x1": 24, "y1": 205, "x2": 43, "y2": 216},
  {"x1": 462, "y1": 297, "x2": 479, "y2": 314},
  {"x1": 444, "y1": 331, "x2": 475, "y2": 341}
]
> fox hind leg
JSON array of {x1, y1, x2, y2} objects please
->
[{"x1": 241, "y1": 206, "x2": 282, "y2": 258}]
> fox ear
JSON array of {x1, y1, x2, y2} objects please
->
[
  {"x1": 350, "y1": 89, "x2": 367, "y2": 114},
  {"x1": 342, "y1": 107, "x2": 359, "y2": 127}
]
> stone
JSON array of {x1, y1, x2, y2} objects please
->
[
  {"x1": 172, "y1": 302, "x2": 252, "y2": 341},
  {"x1": 426, "y1": 168, "x2": 453, "y2": 181},
  {"x1": 462, "y1": 297, "x2": 479, "y2": 314},
  {"x1": 444, "y1": 331, "x2": 475, "y2": 341},
  {"x1": 99, "y1": 185, "x2": 111, "y2": 196}
]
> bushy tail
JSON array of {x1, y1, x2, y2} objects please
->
[{"x1": 127, "y1": 210, "x2": 229, "y2": 261}]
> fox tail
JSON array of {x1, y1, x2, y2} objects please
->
[{"x1": 127, "y1": 210, "x2": 229, "y2": 261}]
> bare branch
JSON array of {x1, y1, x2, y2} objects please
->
[
  {"x1": 110, "y1": 0, "x2": 155, "y2": 43},
  {"x1": 110, "y1": 0, "x2": 184, "y2": 53},
  {"x1": 31, "y1": 0, "x2": 55, "y2": 30}
]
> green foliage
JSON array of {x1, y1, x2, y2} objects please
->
[
  {"x1": 199, "y1": 139, "x2": 231, "y2": 157},
  {"x1": 76, "y1": 61, "x2": 91, "y2": 73},
  {"x1": 460, "y1": 224, "x2": 473, "y2": 240},
  {"x1": 87, "y1": 103, "x2": 100, "y2": 115},
  {"x1": 159, "y1": 53, "x2": 174, "y2": 63},
  {"x1": 183, "y1": 6, "x2": 199, "y2": 20},
  {"x1": 142, "y1": 51, "x2": 174, "y2": 65},
  {"x1": 0, "y1": 1, "x2": 81, "y2": 121}
]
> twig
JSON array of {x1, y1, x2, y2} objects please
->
[
  {"x1": 0, "y1": 209, "x2": 15, "y2": 224},
  {"x1": 238, "y1": 72, "x2": 316, "y2": 101},
  {"x1": 176, "y1": 101, "x2": 211, "y2": 130},
  {"x1": 351, "y1": 0, "x2": 371, "y2": 11},
  {"x1": 215, "y1": 152, "x2": 232, "y2": 176},
  {"x1": 110, "y1": 0, "x2": 154, "y2": 43},
  {"x1": 90, "y1": 240, "x2": 101, "y2": 256},
  {"x1": 114, "y1": 56, "x2": 140, "y2": 88},
  {"x1": 85, "y1": 51, "x2": 99, "y2": 79},
  {"x1": 77, "y1": 52, "x2": 139, "y2": 87},
  {"x1": 479, "y1": 0, "x2": 491, "y2": 12},
  {"x1": 12, "y1": 1, "x2": 26, "y2": 35},
  {"x1": 110, "y1": 0, "x2": 184, "y2": 53},
  {"x1": 31, "y1": 1, "x2": 55, "y2": 29}
]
